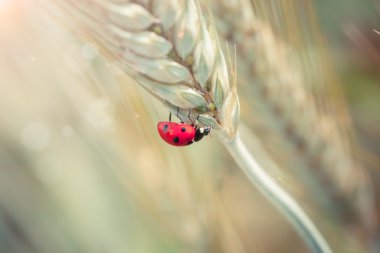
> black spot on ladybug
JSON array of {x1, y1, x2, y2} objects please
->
[
  {"x1": 163, "y1": 124, "x2": 168, "y2": 132},
  {"x1": 173, "y1": 137, "x2": 179, "y2": 143},
  {"x1": 181, "y1": 127, "x2": 186, "y2": 132}
]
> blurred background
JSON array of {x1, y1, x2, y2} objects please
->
[{"x1": 0, "y1": 0, "x2": 380, "y2": 252}]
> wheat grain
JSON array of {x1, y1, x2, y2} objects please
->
[{"x1": 48, "y1": 0, "x2": 239, "y2": 140}]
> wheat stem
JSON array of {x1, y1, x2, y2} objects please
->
[{"x1": 223, "y1": 128, "x2": 333, "y2": 253}]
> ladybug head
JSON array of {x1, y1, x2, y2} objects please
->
[
  {"x1": 201, "y1": 126, "x2": 211, "y2": 136},
  {"x1": 194, "y1": 126, "x2": 212, "y2": 142}
]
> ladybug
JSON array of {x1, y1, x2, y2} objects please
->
[{"x1": 157, "y1": 111, "x2": 211, "y2": 146}]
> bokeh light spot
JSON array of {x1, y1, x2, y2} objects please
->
[
  {"x1": 81, "y1": 43, "x2": 99, "y2": 60},
  {"x1": 21, "y1": 122, "x2": 51, "y2": 151}
]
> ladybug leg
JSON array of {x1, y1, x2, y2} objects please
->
[
  {"x1": 196, "y1": 114, "x2": 200, "y2": 125},
  {"x1": 176, "y1": 107, "x2": 183, "y2": 123},
  {"x1": 188, "y1": 110, "x2": 194, "y2": 126},
  {"x1": 169, "y1": 112, "x2": 172, "y2": 122}
]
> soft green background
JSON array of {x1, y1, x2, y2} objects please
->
[{"x1": 0, "y1": 0, "x2": 379, "y2": 253}]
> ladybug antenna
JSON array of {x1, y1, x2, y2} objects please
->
[
  {"x1": 176, "y1": 108, "x2": 183, "y2": 123},
  {"x1": 208, "y1": 125, "x2": 213, "y2": 138}
]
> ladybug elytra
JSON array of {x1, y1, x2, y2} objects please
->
[{"x1": 157, "y1": 111, "x2": 211, "y2": 146}]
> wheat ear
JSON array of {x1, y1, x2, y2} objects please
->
[
  {"x1": 209, "y1": 0, "x2": 377, "y2": 241},
  {"x1": 47, "y1": 0, "x2": 239, "y2": 140},
  {"x1": 45, "y1": 1, "x2": 333, "y2": 253}
]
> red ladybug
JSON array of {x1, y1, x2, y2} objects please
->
[{"x1": 157, "y1": 112, "x2": 211, "y2": 146}]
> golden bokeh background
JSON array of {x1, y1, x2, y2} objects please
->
[{"x1": 0, "y1": 1, "x2": 380, "y2": 252}]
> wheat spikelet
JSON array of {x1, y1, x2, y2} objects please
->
[
  {"x1": 45, "y1": 0, "x2": 239, "y2": 141},
  {"x1": 208, "y1": 0, "x2": 377, "y2": 247}
]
